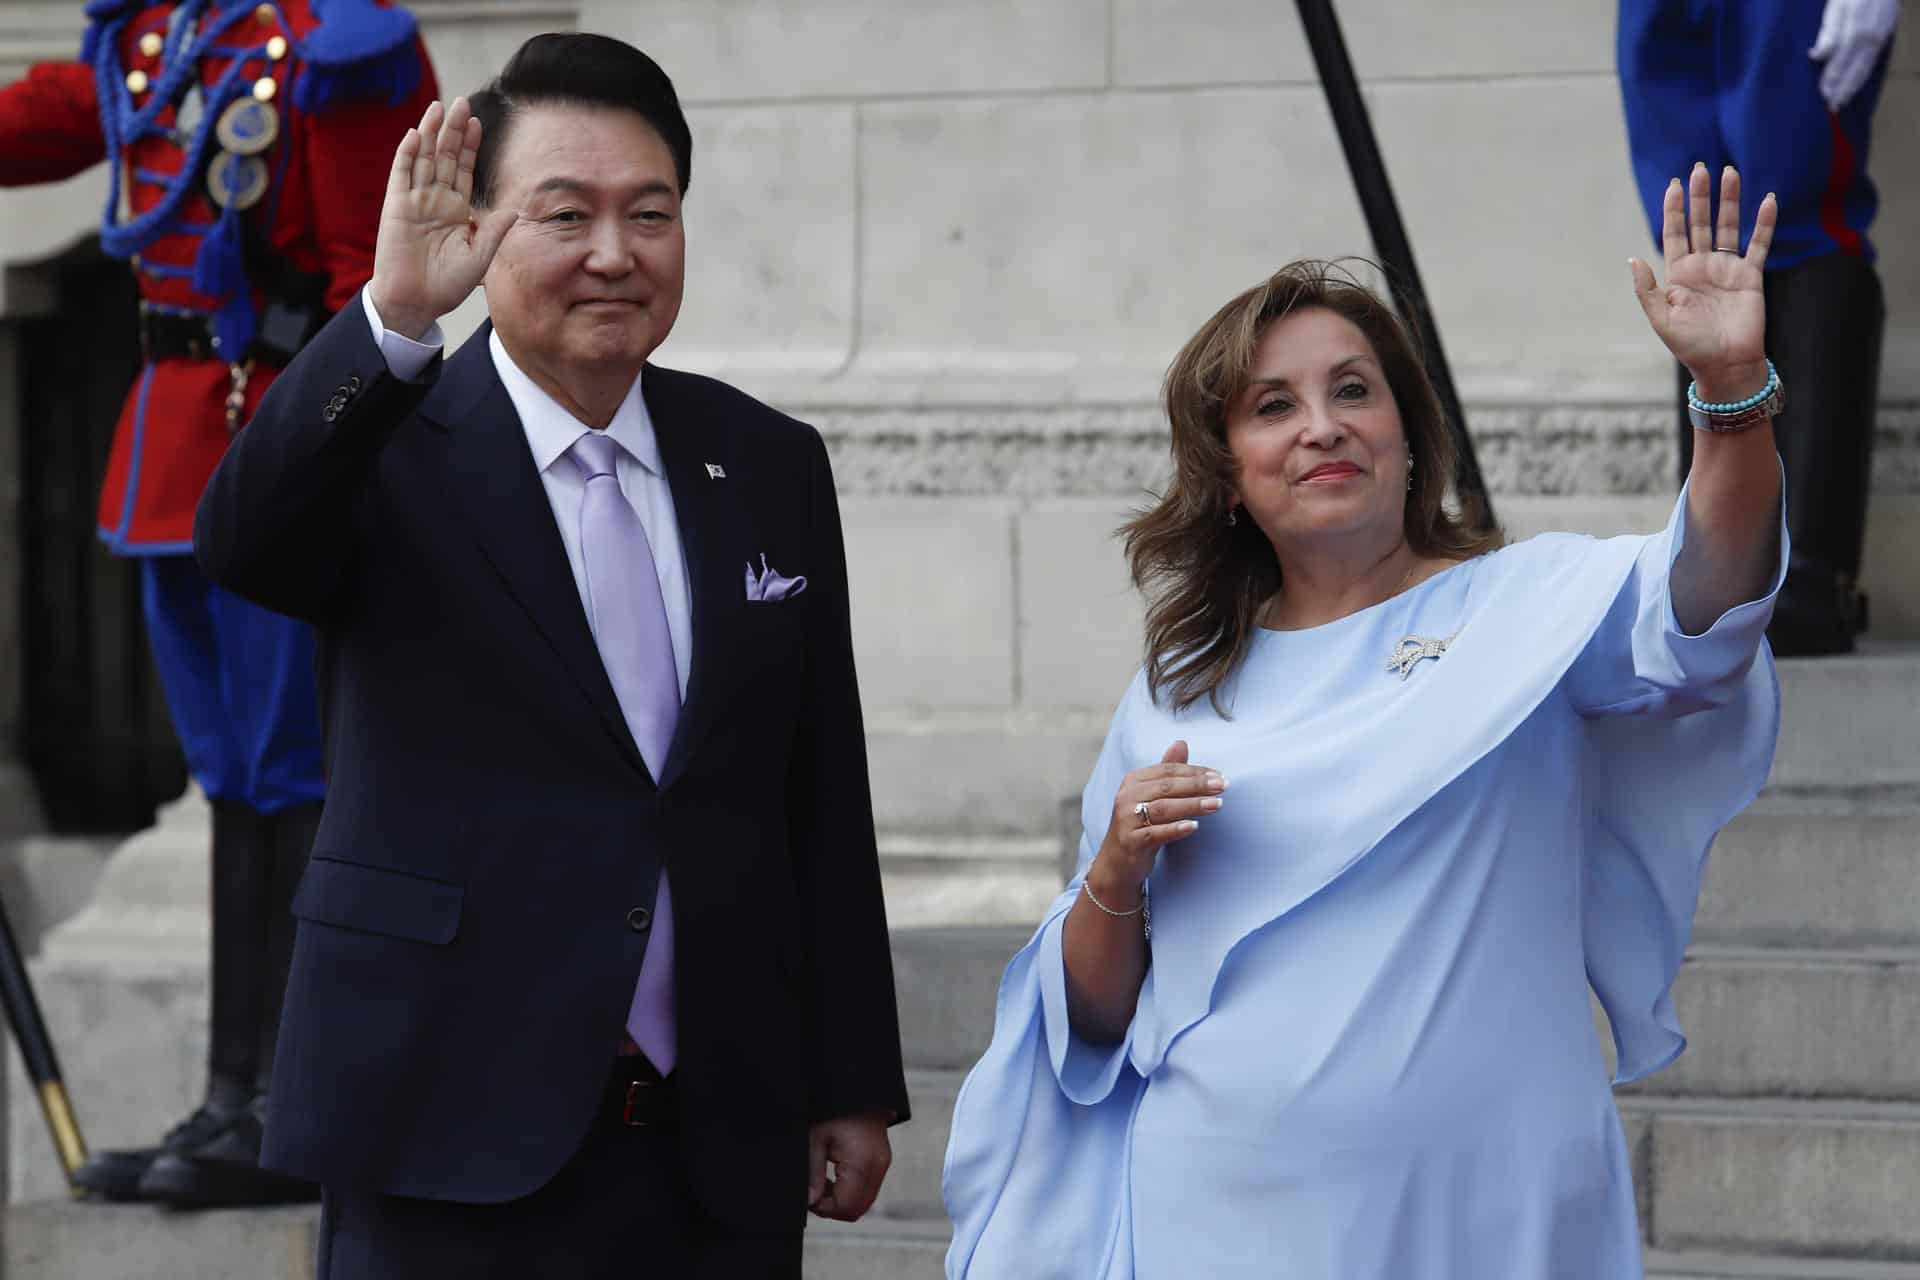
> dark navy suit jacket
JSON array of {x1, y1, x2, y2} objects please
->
[{"x1": 194, "y1": 299, "x2": 910, "y2": 1232}]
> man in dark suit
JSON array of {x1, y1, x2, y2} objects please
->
[{"x1": 193, "y1": 32, "x2": 909, "y2": 1277}]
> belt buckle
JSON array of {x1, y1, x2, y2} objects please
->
[{"x1": 621, "y1": 1078, "x2": 654, "y2": 1129}]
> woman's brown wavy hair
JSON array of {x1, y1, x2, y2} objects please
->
[{"x1": 1122, "y1": 259, "x2": 1502, "y2": 715}]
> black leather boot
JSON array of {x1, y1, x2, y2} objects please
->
[
  {"x1": 69, "y1": 1076, "x2": 253, "y2": 1202},
  {"x1": 73, "y1": 802, "x2": 269, "y2": 1201},
  {"x1": 1674, "y1": 253, "x2": 1881, "y2": 656},
  {"x1": 138, "y1": 802, "x2": 320, "y2": 1207}
]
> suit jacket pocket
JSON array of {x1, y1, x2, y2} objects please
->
[{"x1": 292, "y1": 855, "x2": 463, "y2": 945}]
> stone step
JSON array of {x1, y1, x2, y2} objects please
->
[
  {"x1": 1624, "y1": 945, "x2": 1920, "y2": 1100},
  {"x1": 806, "y1": 1217, "x2": 949, "y2": 1279},
  {"x1": 894, "y1": 930, "x2": 1920, "y2": 1098},
  {"x1": 1769, "y1": 651, "x2": 1920, "y2": 792},
  {"x1": 0, "y1": 1201, "x2": 949, "y2": 1279},
  {"x1": 863, "y1": 651, "x2": 1920, "y2": 837},
  {"x1": 891, "y1": 928, "x2": 1030, "y2": 1072},
  {"x1": 877, "y1": 833, "x2": 1060, "y2": 929},
  {"x1": 1627, "y1": 1097, "x2": 1920, "y2": 1259},
  {"x1": 872, "y1": 1073, "x2": 1920, "y2": 1260},
  {"x1": 1699, "y1": 802, "x2": 1920, "y2": 948},
  {"x1": 881, "y1": 789, "x2": 1920, "y2": 942},
  {"x1": 1645, "y1": 1252, "x2": 1920, "y2": 1279},
  {"x1": 12, "y1": 1202, "x2": 1920, "y2": 1280},
  {"x1": 3, "y1": 1202, "x2": 318, "y2": 1280},
  {"x1": 805, "y1": 1229, "x2": 1920, "y2": 1280}
]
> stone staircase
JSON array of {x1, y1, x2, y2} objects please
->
[
  {"x1": 6, "y1": 650, "x2": 1920, "y2": 1277},
  {"x1": 806, "y1": 648, "x2": 1920, "y2": 1278}
]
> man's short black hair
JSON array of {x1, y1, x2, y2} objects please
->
[{"x1": 470, "y1": 33, "x2": 693, "y2": 205}]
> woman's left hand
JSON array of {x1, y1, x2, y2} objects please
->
[{"x1": 1629, "y1": 163, "x2": 1775, "y2": 402}]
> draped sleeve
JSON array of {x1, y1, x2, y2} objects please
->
[
  {"x1": 1565, "y1": 475, "x2": 1787, "y2": 718},
  {"x1": 1567, "y1": 479, "x2": 1786, "y2": 1082},
  {"x1": 943, "y1": 674, "x2": 1151, "y2": 1279}
]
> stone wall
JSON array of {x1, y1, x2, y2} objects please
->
[{"x1": 0, "y1": 0, "x2": 1915, "y2": 866}]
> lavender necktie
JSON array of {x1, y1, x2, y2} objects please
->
[{"x1": 567, "y1": 431, "x2": 679, "y2": 1072}]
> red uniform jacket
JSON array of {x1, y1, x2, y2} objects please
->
[{"x1": 0, "y1": 1, "x2": 436, "y2": 551}]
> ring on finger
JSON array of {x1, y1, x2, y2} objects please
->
[
  {"x1": 1134, "y1": 801, "x2": 1151, "y2": 826},
  {"x1": 1713, "y1": 246, "x2": 1739, "y2": 254}
]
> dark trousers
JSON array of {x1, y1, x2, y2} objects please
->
[{"x1": 317, "y1": 1062, "x2": 802, "y2": 1279}]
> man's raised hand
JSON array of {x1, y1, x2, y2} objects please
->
[{"x1": 367, "y1": 98, "x2": 519, "y2": 341}]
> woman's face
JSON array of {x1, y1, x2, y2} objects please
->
[{"x1": 1224, "y1": 306, "x2": 1410, "y2": 558}]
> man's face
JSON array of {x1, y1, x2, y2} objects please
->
[{"x1": 482, "y1": 104, "x2": 686, "y2": 380}]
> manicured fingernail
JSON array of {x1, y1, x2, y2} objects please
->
[
  {"x1": 1177, "y1": 820, "x2": 1198, "y2": 833},
  {"x1": 1207, "y1": 773, "x2": 1228, "y2": 791},
  {"x1": 1669, "y1": 177, "x2": 1681, "y2": 188},
  {"x1": 1693, "y1": 160, "x2": 1706, "y2": 170},
  {"x1": 1766, "y1": 191, "x2": 1776, "y2": 202},
  {"x1": 1201, "y1": 797, "x2": 1223, "y2": 812}
]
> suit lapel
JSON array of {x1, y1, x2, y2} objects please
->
[
  {"x1": 644, "y1": 364, "x2": 744, "y2": 790},
  {"x1": 421, "y1": 326, "x2": 650, "y2": 781}
]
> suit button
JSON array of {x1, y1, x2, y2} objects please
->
[
  {"x1": 626, "y1": 906, "x2": 652, "y2": 932},
  {"x1": 346, "y1": 375, "x2": 362, "y2": 393}
]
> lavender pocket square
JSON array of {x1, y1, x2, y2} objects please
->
[{"x1": 745, "y1": 553, "x2": 807, "y2": 602}]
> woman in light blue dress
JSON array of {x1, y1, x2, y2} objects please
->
[{"x1": 944, "y1": 166, "x2": 1788, "y2": 1278}]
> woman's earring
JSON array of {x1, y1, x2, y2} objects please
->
[
  {"x1": 1406, "y1": 453, "x2": 1415, "y2": 493},
  {"x1": 1227, "y1": 506, "x2": 1238, "y2": 527}
]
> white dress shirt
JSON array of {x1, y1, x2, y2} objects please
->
[{"x1": 361, "y1": 289, "x2": 693, "y2": 701}]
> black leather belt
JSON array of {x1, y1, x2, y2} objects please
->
[
  {"x1": 603, "y1": 1054, "x2": 677, "y2": 1132},
  {"x1": 137, "y1": 299, "x2": 325, "y2": 368}
]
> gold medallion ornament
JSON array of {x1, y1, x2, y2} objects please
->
[
  {"x1": 215, "y1": 98, "x2": 280, "y2": 156},
  {"x1": 208, "y1": 151, "x2": 270, "y2": 210},
  {"x1": 256, "y1": 2, "x2": 276, "y2": 21},
  {"x1": 139, "y1": 32, "x2": 164, "y2": 57},
  {"x1": 266, "y1": 35, "x2": 289, "y2": 61},
  {"x1": 252, "y1": 76, "x2": 277, "y2": 103},
  {"x1": 125, "y1": 69, "x2": 150, "y2": 95}
]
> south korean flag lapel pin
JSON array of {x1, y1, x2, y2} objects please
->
[{"x1": 704, "y1": 462, "x2": 726, "y2": 480}]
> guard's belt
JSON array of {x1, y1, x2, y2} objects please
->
[{"x1": 138, "y1": 298, "x2": 328, "y2": 369}]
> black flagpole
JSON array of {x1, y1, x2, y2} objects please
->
[
  {"x1": 0, "y1": 900, "x2": 89, "y2": 1191},
  {"x1": 1293, "y1": 0, "x2": 1495, "y2": 529}
]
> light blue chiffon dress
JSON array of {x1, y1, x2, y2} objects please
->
[{"x1": 944, "y1": 489, "x2": 1784, "y2": 1279}]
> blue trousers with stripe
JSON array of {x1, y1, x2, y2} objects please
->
[
  {"x1": 1617, "y1": 0, "x2": 1891, "y2": 269},
  {"x1": 141, "y1": 555, "x2": 325, "y2": 814}
]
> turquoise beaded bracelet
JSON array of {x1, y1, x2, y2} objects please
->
[
  {"x1": 1685, "y1": 359, "x2": 1784, "y2": 434},
  {"x1": 1687, "y1": 359, "x2": 1778, "y2": 412}
]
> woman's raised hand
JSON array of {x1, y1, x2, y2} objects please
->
[
  {"x1": 1093, "y1": 740, "x2": 1227, "y2": 894},
  {"x1": 367, "y1": 98, "x2": 520, "y2": 341},
  {"x1": 1629, "y1": 163, "x2": 1775, "y2": 402}
]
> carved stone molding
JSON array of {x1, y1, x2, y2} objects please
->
[{"x1": 814, "y1": 402, "x2": 1920, "y2": 498}]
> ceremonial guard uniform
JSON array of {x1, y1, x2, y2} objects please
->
[
  {"x1": 1619, "y1": 0, "x2": 1897, "y2": 655},
  {"x1": 0, "y1": 0, "x2": 436, "y2": 1204}
]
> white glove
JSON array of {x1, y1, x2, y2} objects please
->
[{"x1": 1809, "y1": 0, "x2": 1900, "y2": 113}]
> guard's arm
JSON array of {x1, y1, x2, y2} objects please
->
[
  {"x1": 295, "y1": 39, "x2": 440, "y2": 311},
  {"x1": 0, "y1": 62, "x2": 105, "y2": 186}
]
